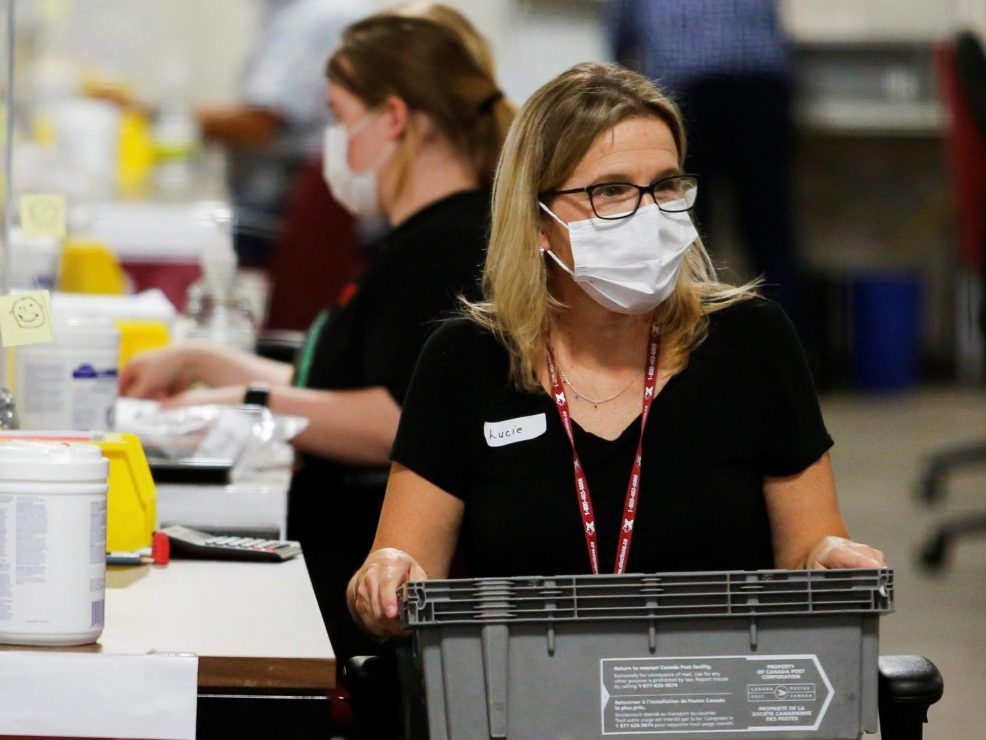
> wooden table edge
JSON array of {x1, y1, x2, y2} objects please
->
[{"x1": 197, "y1": 655, "x2": 336, "y2": 690}]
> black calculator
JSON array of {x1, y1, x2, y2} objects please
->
[{"x1": 162, "y1": 524, "x2": 302, "y2": 562}]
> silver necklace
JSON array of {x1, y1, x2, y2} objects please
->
[{"x1": 558, "y1": 365, "x2": 643, "y2": 409}]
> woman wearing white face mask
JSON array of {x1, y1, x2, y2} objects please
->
[
  {"x1": 349, "y1": 63, "x2": 886, "y2": 638},
  {"x1": 120, "y1": 9, "x2": 513, "y2": 671}
]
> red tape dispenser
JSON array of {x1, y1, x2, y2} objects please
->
[{"x1": 106, "y1": 530, "x2": 170, "y2": 566}]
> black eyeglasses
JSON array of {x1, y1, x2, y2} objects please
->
[{"x1": 540, "y1": 174, "x2": 699, "y2": 220}]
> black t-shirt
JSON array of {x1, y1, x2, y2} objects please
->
[
  {"x1": 290, "y1": 188, "x2": 490, "y2": 508},
  {"x1": 294, "y1": 188, "x2": 490, "y2": 401},
  {"x1": 391, "y1": 298, "x2": 832, "y2": 578},
  {"x1": 288, "y1": 189, "x2": 489, "y2": 665}
]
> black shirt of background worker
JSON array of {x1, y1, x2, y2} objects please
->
[
  {"x1": 392, "y1": 298, "x2": 833, "y2": 578},
  {"x1": 288, "y1": 189, "x2": 489, "y2": 669}
]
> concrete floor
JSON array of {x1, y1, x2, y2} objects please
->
[{"x1": 822, "y1": 387, "x2": 986, "y2": 739}]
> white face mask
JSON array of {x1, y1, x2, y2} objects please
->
[
  {"x1": 322, "y1": 113, "x2": 395, "y2": 217},
  {"x1": 539, "y1": 201, "x2": 698, "y2": 314}
]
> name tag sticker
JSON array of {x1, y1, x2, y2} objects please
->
[{"x1": 484, "y1": 413, "x2": 547, "y2": 448}]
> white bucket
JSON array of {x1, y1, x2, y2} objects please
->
[
  {"x1": 14, "y1": 317, "x2": 121, "y2": 431},
  {"x1": 0, "y1": 441, "x2": 109, "y2": 646}
]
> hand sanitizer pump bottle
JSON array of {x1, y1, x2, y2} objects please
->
[{"x1": 181, "y1": 209, "x2": 257, "y2": 352}]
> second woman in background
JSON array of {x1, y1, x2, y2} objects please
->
[{"x1": 120, "y1": 7, "x2": 514, "y2": 672}]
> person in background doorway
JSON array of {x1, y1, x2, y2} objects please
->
[
  {"x1": 608, "y1": 0, "x2": 805, "y2": 334},
  {"x1": 200, "y1": 0, "x2": 369, "y2": 266}
]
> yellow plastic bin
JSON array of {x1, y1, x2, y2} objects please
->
[
  {"x1": 59, "y1": 239, "x2": 127, "y2": 295},
  {"x1": 0, "y1": 431, "x2": 156, "y2": 552},
  {"x1": 116, "y1": 320, "x2": 170, "y2": 369}
]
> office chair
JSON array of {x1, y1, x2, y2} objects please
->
[{"x1": 917, "y1": 30, "x2": 986, "y2": 568}]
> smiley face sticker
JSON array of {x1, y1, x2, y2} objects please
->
[
  {"x1": 0, "y1": 290, "x2": 54, "y2": 346},
  {"x1": 20, "y1": 194, "x2": 66, "y2": 238},
  {"x1": 11, "y1": 296, "x2": 47, "y2": 328}
]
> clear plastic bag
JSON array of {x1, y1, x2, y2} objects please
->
[{"x1": 115, "y1": 397, "x2": 308, "y2": 475}]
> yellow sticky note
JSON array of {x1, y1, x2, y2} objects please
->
[
  {"x1": 0, "y1": 291, "x2": 55, "y2": 347},
  {"x1": 20, "y1": 194, "x2": 66, "y2": 239}
]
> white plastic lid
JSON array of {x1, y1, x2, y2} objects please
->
[
  {"x1": 0, "y1": 441, "x2": 109, "y2": 483},
  {"x1": 15, "y1": 316, "x2": 123, "y2": 350}
]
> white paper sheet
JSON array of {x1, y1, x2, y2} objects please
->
[{"x1": 0, "y1": 651, "x2": 198, "y2": 739}]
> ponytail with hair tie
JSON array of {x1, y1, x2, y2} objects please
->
[
  {"x1": 327, "y1": 14, "x2": 515, "y2": 188},
  {"x1": 477, "y1": 90, "x2": 504, "y2": 115}
]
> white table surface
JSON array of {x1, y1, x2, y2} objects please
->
[{"x1": 1, "y1": 556, "x2": 335, "y2": 690}]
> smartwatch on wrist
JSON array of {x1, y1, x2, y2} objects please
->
[{"x1": 243, "y1": 384, "x2": 271, "y2": 408}]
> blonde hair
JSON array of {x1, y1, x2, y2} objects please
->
[
  {"x1": 388, "y1": 2, "x2": 497, "y2": 79},
  {"x1": 326, "y1": 12, "x2": 513, "y2": 189},
  {"x1": 466, "y1": 62, "x2": 759, "y2": 393}
]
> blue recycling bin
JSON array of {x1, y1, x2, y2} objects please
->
[{"x1": 851, "y1": 272, "x2": 922, "y2": 391}]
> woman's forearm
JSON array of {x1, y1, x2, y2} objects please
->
[
  {"x1": 185, "y1": 342, "x2": 294, "y2": 389},
  {"x1": 269, "y1": 385, "x2": 401, "y2": 465}
]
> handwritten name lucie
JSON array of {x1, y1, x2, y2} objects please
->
[{"x1": 483, "y1": 413, "x2": 547, "y2": 448}]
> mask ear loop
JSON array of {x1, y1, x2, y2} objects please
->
[
  {"x1": 543, "y1": 247, "x2": 575, "y2": 277},
  {"x1": 538, "y1": 201, "x2": 569, "y2": 229},
  {"x1": 346, "y1": 111, "x2": 374, "y2": 139},
  {"x1": 346, "y1": 110, "x2": 398, "y2": 175},
  {"x1": 537, "y1": 201, "x2": 576, "y2": 276}
]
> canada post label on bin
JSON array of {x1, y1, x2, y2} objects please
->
[{"x1": 600, "y1": 655, "x2": 833, "y2": 735}]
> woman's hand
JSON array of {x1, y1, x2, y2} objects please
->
[
  {"x1": 120, "y1": 346, "x2": 200, "y2": 400},
  {"x1": 350, "y1": 548, "x2": 428, "y2": 639},
  {"x1": 121, "y1": 342, "x2": 290, "y2": 402},
  {"x1": 805, "y1": 535, "x2": 886, "y2": 569}
]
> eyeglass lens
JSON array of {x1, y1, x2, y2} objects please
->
[{"x1": 589, "y1": 176, "x2": 697, "y2": 219}]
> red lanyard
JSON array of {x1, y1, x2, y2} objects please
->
[{"x1": 546, "y1": 323, "x2": 661, "y2": 574}]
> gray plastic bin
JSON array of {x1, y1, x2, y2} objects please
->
[{"x1": 400, "y1": 569, "x2": 894, "y2": 739}]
